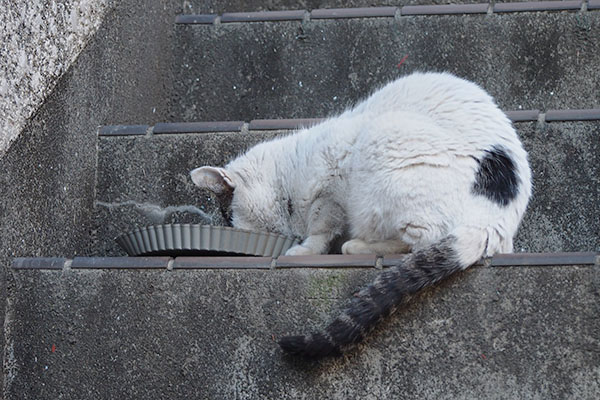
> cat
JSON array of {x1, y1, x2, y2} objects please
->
[{"x1": 190, "y1": 72, "x2": 532, "y2": 359}]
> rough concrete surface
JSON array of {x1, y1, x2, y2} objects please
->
[
  {"x1": 94, "y1": 121, "x2": 599, "y2": 256},
  {"x1": 0, "y1": 0, "x2": 112, "y2": 155},
  {"x1": 0, "y1": 0, "x2": 182, "y2": 392},
  {"x1": 172, "y1": 13, "x2": 600, "y2": 122},
  {"x1": 5, "y1": 264, "x2": 599, "y2": 399},
  {"x1": 513, "y1": 121, "x2": 600, "y2": 253},
  {"x1": 0, "y1": 0, "x2": 182, "y2": 258}
]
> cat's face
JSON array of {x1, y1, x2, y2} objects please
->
[{"x1": 190, "y1": 165, "x2": 291, "y2": 235}]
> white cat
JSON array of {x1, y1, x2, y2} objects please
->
[{"x1": 191, "y1": 72, "x2": 532, "y2": 359}]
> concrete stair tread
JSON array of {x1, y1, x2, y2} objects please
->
[
  {"x1": 98, "y1": 108, "x2": 600, "y2": 136},
  {"x1": 11, "y1": 252, "x2": 600, "y2": 270},
  {"x1": 6, "y1": 257, "x2": 599, "y2": 398}
]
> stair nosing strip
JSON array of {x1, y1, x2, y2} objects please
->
[
  {"x1": 99, "y1": 125, "x2": 148, "y2": 136},
  {"x1": 505, "y1": 110, "x2": 540, "y2": 122},
  {"x1": 490, "y1": 252, "x2": 598, "y2": 266},
  {"x1": 173, "y1": 256, "x2": 273, "y2": 269},
  {"x1": 220, "y1": 10, "x2": 306, "y2": 23},
  {"x1": 71, "y1": 257, "x2": 171, "y2": 269},
  {"x1": 400, "y1": 3, "x2": 489, "y2": 16},
  {"x1": 545, "y1": 109, "x2": 600, "y2": 121},
  {"x1": 310, "y1": 6, "x2": 398, "y2": 19},
  {"x1": 175, "y1": 14, "x2": 217, "y2": 24},
  {"x1": 153, "y1": 121, "x2": 245, "y2": 134},
  {"x1": 275, "y1": 254, "x2": 378, "y2": 268},
  {"x1": 248, "y1": 118, "x2": 325, "y2": 130},
  {"x1": 12, "y1": 257, "x2": 67, "y2": 270},
  {"x1": 175, "y1": 0, "x2": 598, "y2": 24},
  {"x1": 493, "y1": 0, "x2": 583, "y2": 13},
  {"x1": 99, "y1": 109, "x2": 599, "y2": 136}
]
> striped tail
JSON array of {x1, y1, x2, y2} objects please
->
[{"x1": 279, "y1": 234, "x2": 481, "y2": 359}]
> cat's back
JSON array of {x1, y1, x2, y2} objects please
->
[
  {"x1": 352, "y1": 72, "x2": 496, "y2": 115},
  {"x1": 349, "y1": 72, "x2": 521, "y2": 154}
]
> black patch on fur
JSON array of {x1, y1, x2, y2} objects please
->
[
  {"x1": 472, "y1": 146, "x2": 519, "y2": 207},
  {"x1": 287, "y1": 198, "x2": 294, "y2": 216}
]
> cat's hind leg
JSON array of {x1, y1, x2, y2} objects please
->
[{"x1": 342, "y1": 238, "x2": 411, "y2": 255}]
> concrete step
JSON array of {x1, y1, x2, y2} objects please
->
[
  {"x1": 170, "y1": 7, "x2": 600, "y2": 122},
  {"x1": 92, "y1": 116, "x2": 600, "y2": 256},
  {"x1": 5, "y1": 254, "x2": 599, "y2": 399}
]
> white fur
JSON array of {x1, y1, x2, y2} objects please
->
[{"x1": 191, "y1": 72, "x2": 532, "y2": 264}]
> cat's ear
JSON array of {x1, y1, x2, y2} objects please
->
[{"x1": 190, "y1": 166, "x2": 236, "y2": 194}]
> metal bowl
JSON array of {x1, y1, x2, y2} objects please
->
[{"x1": 116, "y1": 224, "x2": 299, "y2": 257}]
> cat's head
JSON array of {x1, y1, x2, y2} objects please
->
[{"x1": 190, "y1": 162, "x2": 292, "y2": 235}]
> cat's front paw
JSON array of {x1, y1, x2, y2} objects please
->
[
  {"x1": 341, "y1": 239, "x2": 371, "y2": 255},
  {"x1": 285, "y1": 244, "x2": 317, "y2": 256}
]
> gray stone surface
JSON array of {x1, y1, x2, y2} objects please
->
[
  {"x1": 94, "y1": 122, "x2": 599, "y2": 255},
  {"x1": 172, "y1": 13, "x2": 600, "y2": 122},
  {"x1": 0, "y1": 0, "x2": 112, "y2": 154},
  {"x1": 0, "y1": 0, "x2": 182, "y2": 392},
  {"x1": 5, "y1": 264, "x2": 599, "y2": 399}
]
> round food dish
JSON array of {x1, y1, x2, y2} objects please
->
[{"x1": 116, "y1": 224, "x2": 299, "y2": 257}]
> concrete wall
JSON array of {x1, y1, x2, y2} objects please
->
[
  {"x1": 6, "y1": 264, "x2": 599, "y2": 399},
  {"x1": 172, "y1": 13, "x2": 600, "y2": 122},
  {"x1": 0, "y1": 0, "x2": 112, "y2": 155},
  {"x1": 0, "y1": 0, "x2": 182, "y2": 392}
]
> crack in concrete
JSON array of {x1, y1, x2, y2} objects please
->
[{"x1": 95, "y1": 200, "x2": 213, "y2": 224}]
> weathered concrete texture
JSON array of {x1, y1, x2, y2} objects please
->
[
  {"x1": 5, "y1": 265, "x2": 599, "y2": 399},
  {"x1": 0, "y1": 0, "x2": 112, "y2": 155},
  {"x1": 0, "y1": 0, "x2": 182, "y2": 257},
  {"x1": 94, "y1": 121, "x2": 599, "y2": 255},
  {"x1": 514, "y1": 121, "x2": 600, "y2": 252},
  {"x1": 0, "y1": 0, "x2": 182, "y2": 391},
  {"x1": 172, "y1": 13, "x2": 600, "y2": 121},
  {"x1": 93, "y1": 132, "x2": 281, "y2": 255}
]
